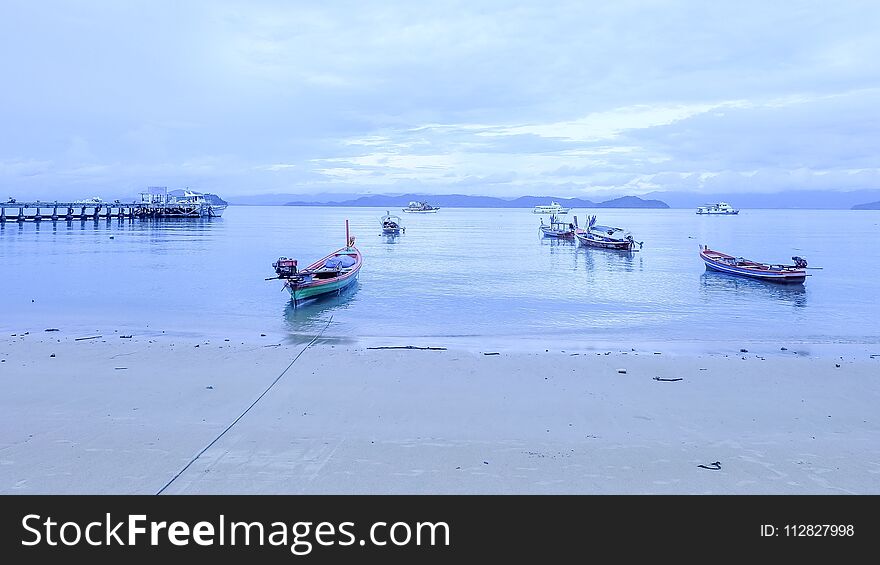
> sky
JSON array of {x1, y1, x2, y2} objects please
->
[{"x1": 1, "y1": 0, "x2": 879, "y2": 201}]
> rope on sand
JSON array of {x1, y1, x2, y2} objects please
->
[{"x1": 156, "y1": 316, "x2": 333, "y2": 495}]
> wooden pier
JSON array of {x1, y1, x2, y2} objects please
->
[
  {"x1": 0, "y1": 201, "x2": 139, "y2": 223},
  {"x1": 1, "y1": 194, "x2": 226, "y2": 222}
]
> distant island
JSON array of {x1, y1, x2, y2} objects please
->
[
  {"x1": 282, "y1": 194, "x2": 669, "y2": 209},
  {"x1": 852, "y1": 201, "x2": 880, "y2": 210},
  {"x1": 203, "y1": 193, "x2": 228, "y2": 206},
  {"x1": 217, "y1": 188, "x2": 880, "y2": 209}
]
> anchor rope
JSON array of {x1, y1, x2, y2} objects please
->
[{"x1": 155, "y1": 316, "x2": 334, "y2": 495}]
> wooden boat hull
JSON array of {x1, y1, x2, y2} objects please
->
[
  {"x1": 540, "y1": 227, "x2": 574, "y2": 238},
  {"x1": 575, "y1": 232, "x2": 634, "y2": 250},
  {"x1": 700, "y1": 249, "x2": 806, "y2": 284},
  {"x1": 287, "y1": 270, "x2": 360, "y2": 301},
  {"x1": 284, "y1": 247, "x2": 363, "y2": 303}
]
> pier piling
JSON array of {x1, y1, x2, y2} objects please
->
[{"x1": 2, "y1": 194, "x2": 223, "y2": 222}]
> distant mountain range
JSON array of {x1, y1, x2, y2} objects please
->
[
  {"x1": 852, "y1": 200, "x2": 880, "y2": 210},
  {"x1": 280, "y1": 194, "x2": 670, "y2": 209},
  {"x1": 202, "y1": 193, "x2": 228, "y2": 206},
  {"x1": 643, "y1": 189, "x2": 880, "y2": 209},
  {"x1": 225, "y1": 189, "x2": 880, "y2": 209}
]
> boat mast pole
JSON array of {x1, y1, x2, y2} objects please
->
[{"x1": 345, "y1": 219, "x2": 350, "y2": 248}]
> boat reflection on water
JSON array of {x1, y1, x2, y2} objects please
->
[
  {"x1": 282, "y1": 280, "x2": 361, "y2": 341},
  {"x1": 575, "y1": 245, "x2": 640, "y2": 273},
  {"x1": 381, "y1": 233, "x2": 402, "y2": 244},
  {"x1": 700, "y1": 271, "x2": 807, "y2": 307},
  {"x1": 539, "y1": 235, "x2": 575, "y2": 255}
]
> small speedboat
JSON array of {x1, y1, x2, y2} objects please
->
[{"x1": 699, "y1": 245, "x2": 808, "y2": 284}]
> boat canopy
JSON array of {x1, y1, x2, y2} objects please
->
[{"x1": 324, "y1": 255, "x2": 357, "y2": 269}]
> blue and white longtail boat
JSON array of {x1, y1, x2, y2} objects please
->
[
  {"x1": 574, "y1": 215, "x2": 642, "y2": 250},
  {"x1": 270, "y1": 220, "x2": 363, "y2": 305},
  {"x1": 539, "y1": 214, "x2": 576, "y2": 238},
  {"x1": 699, "y1": 245, "x2": 808, "y2": 284},
  {"x1": 380, "y1": 211, "x2": 405, "y2": 235}
]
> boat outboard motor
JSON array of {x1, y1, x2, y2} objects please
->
[
  {"x1": 273, "y1": 257, "x2": 298, "y2": 277},
  {"x1": 792, "y1": 256, "x2": 808, "y2": 268}
]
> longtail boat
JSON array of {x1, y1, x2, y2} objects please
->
[
  {"x1": 380, "y1": 211, "x2": 405, "y2": 235},
  {"x1": 269, "y1": 220, "x2": 363, "y2": 305},
  {"x1": 539, "y1": 214, "x2": 576, "y2": 238},
  {"x1": 699, "y1": 245, "x2": 808, "y2": 284},
  {"x1": 574, "y1": 215, "x2": 642, "y2": 250}
]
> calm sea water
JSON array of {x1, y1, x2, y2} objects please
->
[{"x1": 1, "y1": 206, "x2": 879, "y2": 351}]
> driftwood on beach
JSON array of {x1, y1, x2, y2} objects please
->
[{"x1": 366, "y1": 345, "x2": 447, "y2": 350}]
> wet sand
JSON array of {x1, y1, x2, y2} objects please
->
[{"x1": 1, "y1": 331, "x2": 878, "y2": 494}]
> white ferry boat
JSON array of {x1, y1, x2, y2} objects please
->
[
  {"x1": 696, "y1": 202, "x2": 739, "y2": 215},
  {"x1": 138, "y1": 188, "x2": 227, "y2": 217},
  {"x1": 402, "y1": 201, "x2": 440, "y2": 213},
  {"x1": 532, "y1": 201, "x2": 570, "y2": 215}
]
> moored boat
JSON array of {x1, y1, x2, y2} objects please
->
[
  {"x1": 269, "y1": 221, "x2": 363, "y2": 305},
  {"x1": 696, "y1": 202, "x2": 739, "y2": 215},
  {"x1": 402, "y1": 201, "x2": 440, "y2": 213},
  {"x1": 533, "y1": 201, "x2": 570, "y2": 214},
  {"x1": 574, "y1": 215, "x2": 641, "y2": 250},
  {"x1": 137, "y1": 188, "x2": 226, "y2": 218},
  {"x1": 380, "y1": 211, "x2": 405, "y2": 234},
  {"x1": 539, "y1": 214, "x2": 576, "y2": 238},
  {"x1": 699, "y1": 245, "x2": 808, "y2": 284}
]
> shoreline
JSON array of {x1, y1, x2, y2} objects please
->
[
  {"x1": 2, "y1": 332, "x2": 878, "y2": 494},
  {"x1": 4, "y1": 324, "x2": 880, "y2": 360}
]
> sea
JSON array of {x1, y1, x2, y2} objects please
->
[{"x1": 1, "y1": 206, "x2": 879, "y2": 355}]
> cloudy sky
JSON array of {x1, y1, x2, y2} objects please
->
[{"x1": 1, "y1": 0, "x2": 878, "y2": 200}]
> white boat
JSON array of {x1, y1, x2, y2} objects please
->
[
  {"x1": 175, "y1": 190, "x2": 227, "y2": 217},
  {"x1": 137, "y1": 188, "x2": 227, "y2": 217},
  {"x1": 574, "y1": 215, "x2": 642, "y2": 251},
  {"x1": 696, "y1": 202, "x2": 739, "y2": 215},
  {"x1": 533, "y1": 201, "x2": 570, "y2": 215},
  {"x1": 402, "y1": 201, "x2": 440, "y2": 213},
  {"x1": 380, "y1": 211, "x2": 405, "y2": 234}
]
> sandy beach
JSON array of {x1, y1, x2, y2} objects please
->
[{"x1": 1, "y1": 330, "x2": 878, "y2": 495}]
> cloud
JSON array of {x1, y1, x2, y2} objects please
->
[{"x1": 1, "y1": 1, "x2": 879, "y2": 199}]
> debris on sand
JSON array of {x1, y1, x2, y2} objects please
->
[{"x1": 367, "y1": 345, "x2": 447, "y2": 351}]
